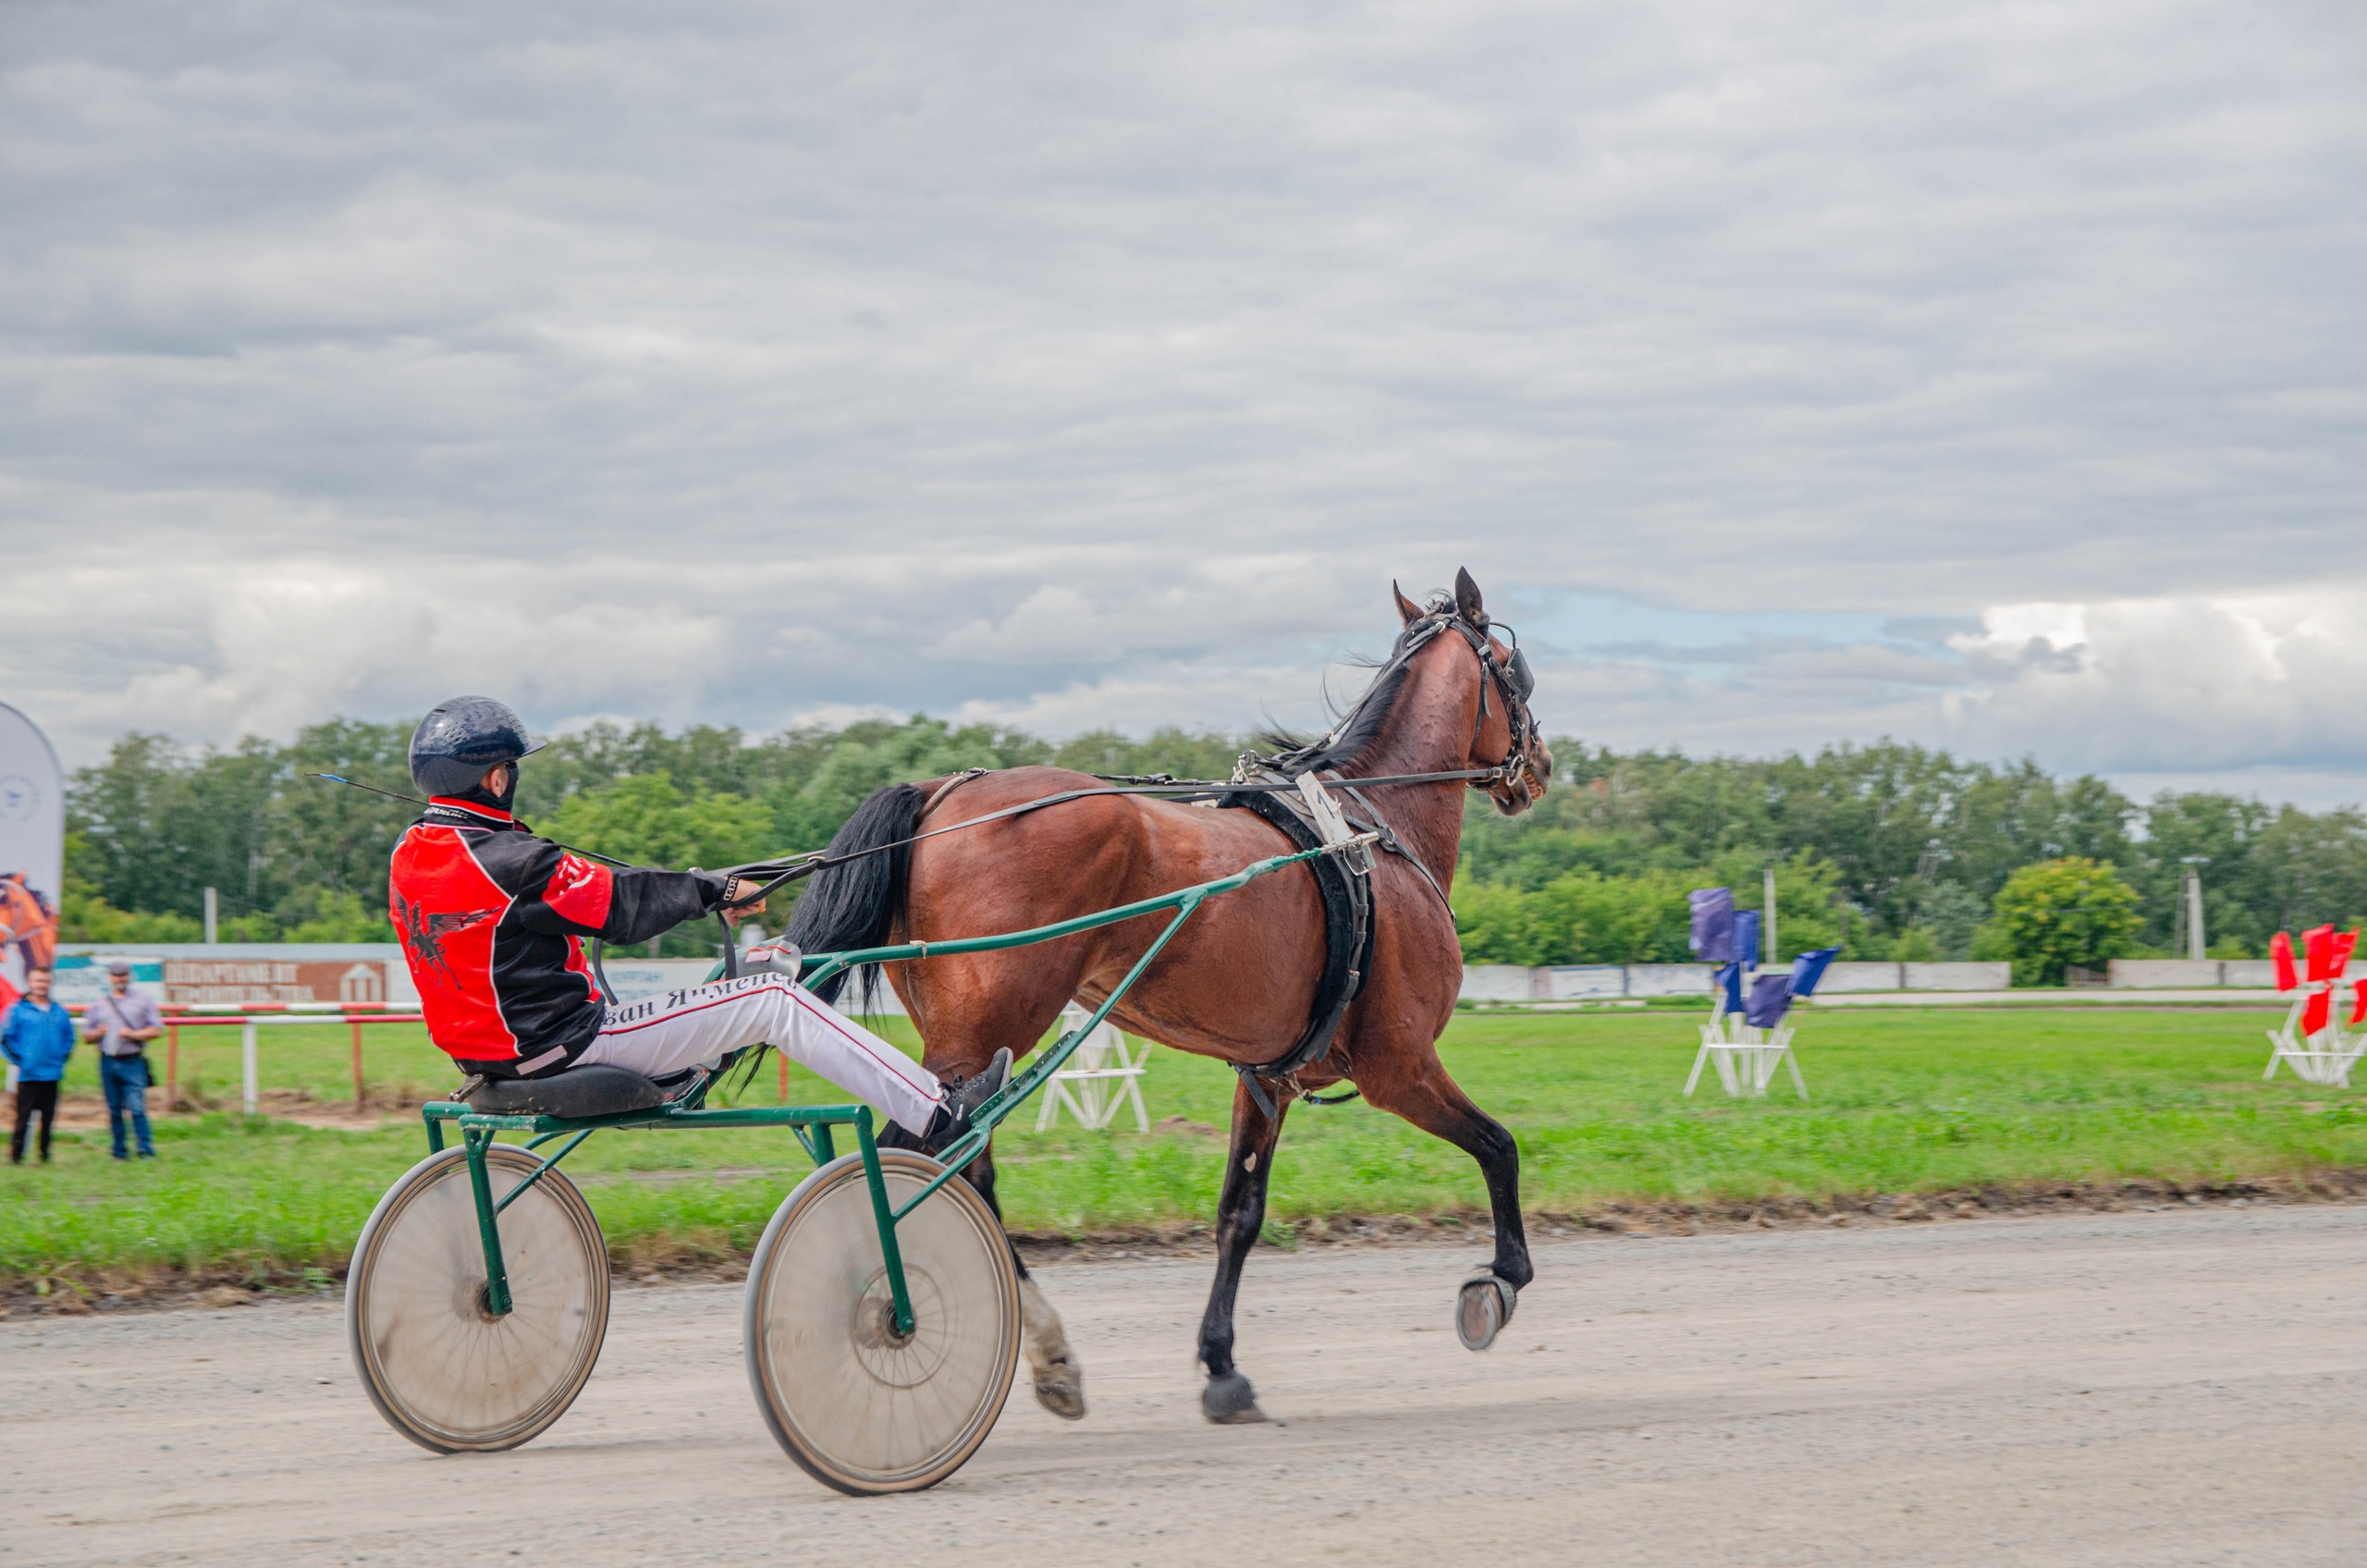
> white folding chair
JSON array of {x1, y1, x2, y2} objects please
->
[
  {"x1": 1686, "y1": 1005, "x2": 1809, "y2": 1100},
  {"x1": 1035, "y1": 1002, "x2": 1152, "y2": 1131}
]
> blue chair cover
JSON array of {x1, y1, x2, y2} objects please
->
[
  {"x1": 1716, "y1": 961, "x2": 1746, "y2": 1015},
  {"x1": 1689, "y1": 888, "x2": 1735, "y2": 962},
  {"x1": 1744, "y1": 972, "x2": 1794, "y2": 1030},
  {"x1": 1788, "y1": 947, "x2": 1841, "y2": 998}
]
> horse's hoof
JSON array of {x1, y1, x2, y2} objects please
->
[
  {"x1": 1033, "y1": 1360, "x2": 1088, "y2": 1420},
  {"x1": 1201, "y1": 1371, "x2": 1268, "y2": 1425},
  {"x1": 1455, "y1": 1270, "x2": 1516, "y2": 1352}
]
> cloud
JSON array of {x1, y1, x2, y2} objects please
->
[
  {"x1": 0, "y1": 0, "x2": 2361, "y2": 802},
  {"x1": 1944, "y1": 590, "x2": 2367, "y2": 772}
]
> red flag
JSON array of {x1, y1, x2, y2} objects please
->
[
  {"x1": 2304, "y1": 989, "x2": 2332, "y2": 1037},
  {"x1": 2335, "y1": 929, "x2": 2361, "y2": 977},
  {"x1": 2272, "y1": 931, "x2": 2298, "y2": 991},
  {"x1": 2351, "y1": 979, "x2": 2367, "y2": 1027},
  {"x1": 2304, "y1": 925, "x2": 2338, "y2": 983}
]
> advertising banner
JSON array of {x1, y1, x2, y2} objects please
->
[{"x1": 0, "y1": 702, "x2": 64, "y2": 1003}]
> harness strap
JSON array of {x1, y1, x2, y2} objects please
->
[
  {"x1": 722, "y1": 767, "x2": 1512, "y2": 896},
  {"x1": 1332, "y1": 778, "x2": 1454, "y2": 918}
]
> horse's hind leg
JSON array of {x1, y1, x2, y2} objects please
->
[
  {"x1": 1360, "y1": 1060, "x2": 1531, "y2": 1350},
  {"x1": 965, "y1": 1144, "x2": 1087, "y2": 1419},
  {"x1": 893, "y1": 966, "x2": 1092, "y2": 1419},
  {"x1": 1197, "y1": 1079, "x2": 1289, "y2": 1423},
  {"x1": 877, "y1": 1119, "x2": 1088, "y2": 1419}
]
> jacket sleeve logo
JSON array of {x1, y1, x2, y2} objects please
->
[{"x1": 393, "y1": 891, "x2": 500, "y2": 985}]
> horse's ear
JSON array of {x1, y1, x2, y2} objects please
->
[
  {"x1": 1392, "y1": 580, "x2": 1425, "y2": 626},
  {"x1": 1453, "y1": 567, "x2": 1487, "y2": 626}
]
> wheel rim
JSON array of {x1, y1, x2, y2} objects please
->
[
  {"x1": 350, "y1": 1145, "x2": 608, "y2": 1451},
  {"x1": 748, "y1": 1152, "x2": 1020, "y2": 1492}
]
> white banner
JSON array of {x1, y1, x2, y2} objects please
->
[{"x1": 0, "y1": 702, "x2": 65, "y2": 996}]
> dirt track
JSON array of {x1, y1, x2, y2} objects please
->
[{"x1": 7, "y1": 1206, "x2": 2367, "y2": 1566}]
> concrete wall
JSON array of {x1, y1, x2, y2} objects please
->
[
  {"x1": 1904, "y1": 962, "x2": 2012, "y2": 990},
  {"x1": 1461, "y1": 964, "x2": 1541, "y2": 1001},
  {"x1": 1626, "y1": 963, "x2": 1718, "y2": 997},
  {"x1": 1542, "y1": 964, "x2": 1628, "y2": 1000},
  {"x1": 1454, "y1": 959, "x2": 2010, "y2": 1001},
  {"x1": 1817, "y1": 962, "x2": 1905, "y2": 993},
  {"x1": 2108, "y1": 958, "x2": 2361, "y2": 988}
]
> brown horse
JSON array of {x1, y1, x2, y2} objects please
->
[
  {"x1": 0, "y1": 872, "x2": 56, "y2": 974},
  {"x1": 787, "y1": 570, "x2": 1552, "y2": 1424}
]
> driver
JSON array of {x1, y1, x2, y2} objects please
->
[{"x1": 387, "y1": 696, "x2": 1005, "y2": 1150}]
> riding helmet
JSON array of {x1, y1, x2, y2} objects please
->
[{"x1": 408, "y1": 697, "x2": 546, "y2": 798}]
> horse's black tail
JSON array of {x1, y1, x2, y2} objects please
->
[{"x1": 785, "y1": 782, "x2": 928, "y2": 1009}]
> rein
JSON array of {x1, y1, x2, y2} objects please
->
[
  {"x1": 722, "y1": 604, "x2": 1542, "y2": 904},
  {"x1": 718, "y1": 764, "x2": 1512, "y2": 900}
]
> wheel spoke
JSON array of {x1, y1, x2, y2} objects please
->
[
  {"x1": 350, "y1": 1145, "x2": 609, "y2": 1452},
  {"x1": 747, "y1": 1152, "x2": 1019, "y2": 1491}
]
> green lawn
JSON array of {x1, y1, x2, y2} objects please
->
[{"x1": 6, "y1": 1004, "x2": 2358, "y2": 1291}]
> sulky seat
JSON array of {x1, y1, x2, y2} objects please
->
[{"x1": 465, "y1": 1063, "x2": 668, "y2": 1119}]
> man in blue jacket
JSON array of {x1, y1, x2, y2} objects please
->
[{"x1": 4, "y1": 967, "x2": 75, "y2": 1164}]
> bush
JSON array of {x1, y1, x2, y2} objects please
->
[
  {"x1": 1453, "y1": 854, "x2": 1856, "y2": 966},
  {"x1": 1990, "y1": 857, "x2": 2141, "y2": 986}
]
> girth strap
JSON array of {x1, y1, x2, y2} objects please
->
[{"x1": 1217, "y1": 771, "x2": 1376, "y2": 1112}]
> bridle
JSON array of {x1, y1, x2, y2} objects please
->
[{"x1": 1269, "y1": 597, "x2": 1542, "y2": 801}]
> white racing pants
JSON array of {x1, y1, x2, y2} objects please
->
[{"x1": 571, "y1": 974, "x2": 942, "y2": 1136}]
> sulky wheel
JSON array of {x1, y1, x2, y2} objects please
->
[
  {"x1": 744, "y1": 1148, "x2": 1022, "y2": 1494},
  {"x1": 347, "y1": 1143, "x2": 610, "y2": 1453}
]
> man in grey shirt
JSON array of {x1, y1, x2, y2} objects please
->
[{"x1": 82, "y1": 960, "x2": 163, "y2": 1159}]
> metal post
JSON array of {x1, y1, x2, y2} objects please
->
[
  {"x1": 778, "y1": 1050, "x2": 790, "y2": 1105},
  {"x1": 1763, "y1": 866, "x2": 1778, "y2": 964},
  {"x1": 2188, "y1": 867, "x2": 2207, "y2": 962},
  {"x1": 241, "y1": 1020, "x2": 258, "y2": 1115},
  {"x1": 203, "y1": 887, "x2": 218, "y2": 945},
  {"x1": 2180, "y1": 856, "x2": 2210, "y2": 963},
  {"x1": 351, "y1": 1019, "x2": 366, "y2": 1110},
  {"x1": 166, "y1": 1022, "x2": 179, "y2": 1110}
]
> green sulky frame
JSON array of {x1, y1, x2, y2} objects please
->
[{"x1": 423, "y1": 836, "x2": 1374, "y2": 1337}]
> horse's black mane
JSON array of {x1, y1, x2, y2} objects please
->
[{"x1": 1259, "y1": 606, "x2": 1441, "y2": 775}]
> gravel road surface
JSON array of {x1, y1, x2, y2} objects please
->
[{"x1": 6, "y1": 1206, "x2": 2366, "y2": 1566}]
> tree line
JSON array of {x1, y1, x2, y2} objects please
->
[{"x1": 60, "y1": 718, "x2": 2367, "y2": 978}]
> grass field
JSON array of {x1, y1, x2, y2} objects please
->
[{"x1": 6, "y1": 1003, "x2": 2360, "y2": 1292}]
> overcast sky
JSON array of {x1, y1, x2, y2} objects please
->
[{"x1": 5, "y1": 1, "x2": 2363, "y2": 805}]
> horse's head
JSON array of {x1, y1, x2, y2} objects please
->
[{"x1": 1393, "y1": 569, "x2": 1552, "y2": 816}]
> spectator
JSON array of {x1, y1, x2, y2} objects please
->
[
  {"x1": 82, "y1": 960, "x2": 162, "y2": 1160},
  {"x1": 4, "y1": 967, "x2": 74, "y2": 1164}
]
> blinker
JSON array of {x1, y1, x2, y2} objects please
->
[{"x1": 1503, "y1": 645, "x2": 1535, "y2": 703}]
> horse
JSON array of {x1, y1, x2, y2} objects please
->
[
  {"x1": 787, "y1": 569, "x2": 1552, "y2": 1424},
  {"x1": 0, "y1": 872, "x2": 56, "y2": 974}
]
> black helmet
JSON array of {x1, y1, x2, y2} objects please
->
[{"x1": 409, "y1": 697, "x2": 546, "y2": 798}]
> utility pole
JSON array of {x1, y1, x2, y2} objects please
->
[
  {"x1": 203, "y1": 887, "x2": 218, "y2": 946},
  {"x1": 1763, "y1": 865, "x2": 1778, "y2": 965},
  {"x1": 2180, "y1": 857, "x2": 2209, "y2": 962}
]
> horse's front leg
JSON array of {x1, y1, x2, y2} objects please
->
[
  {"x1": 1361, "y1": 1059, "x2": 1530, "y2": 1350},
  {"x1": 1198, "y1": 1078, "x2": 1289, "y2": 1423}
]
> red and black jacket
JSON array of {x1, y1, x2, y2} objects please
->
[{"x1": 388, "y1": 798, "x2": 730, "y2": 1074}]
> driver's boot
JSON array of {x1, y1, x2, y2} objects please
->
[{"x1": 920, "y1": 1047, "x2": 1012, "y2": 1158}]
